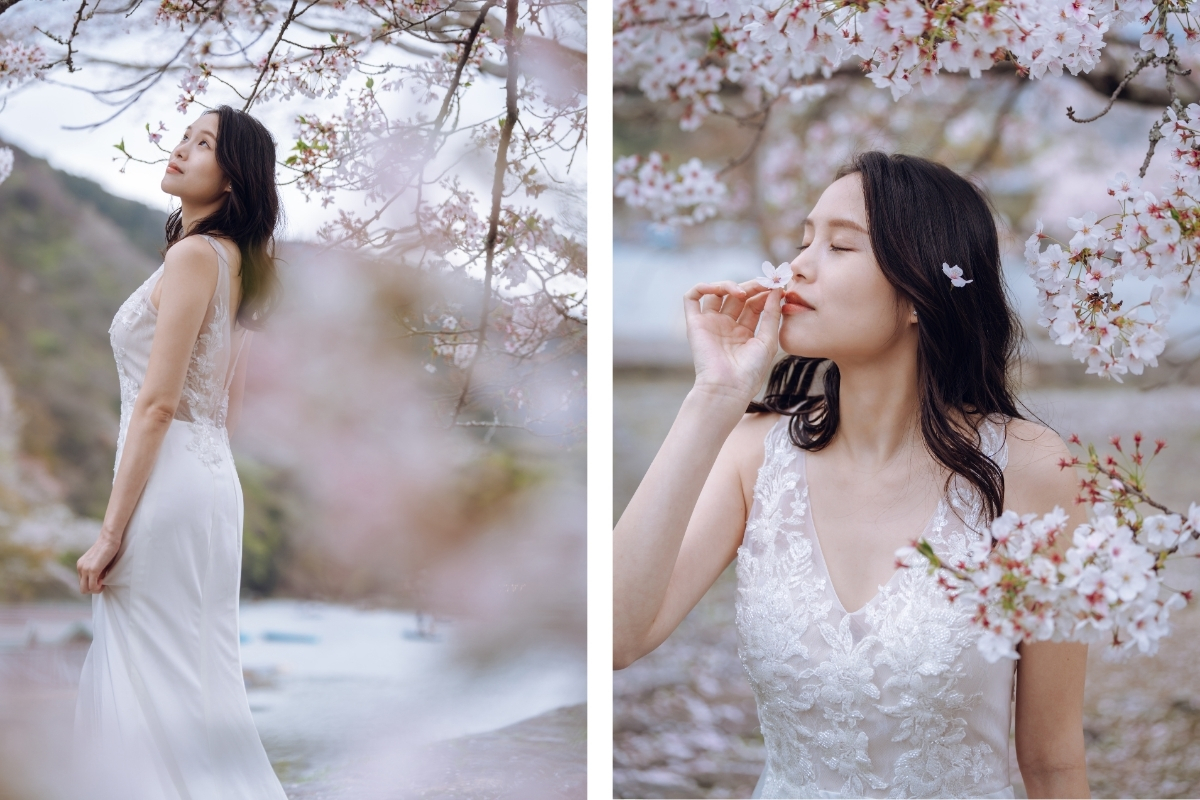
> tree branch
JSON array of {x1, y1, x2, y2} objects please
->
[
  {"x1": 243, "y1": 0, "x2": 301, "y2": 110},
  {"x1": 451, "y1": 0, "x2": 519, "y2": 427}
]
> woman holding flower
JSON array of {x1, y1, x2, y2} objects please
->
[{"x1": 614, "y1": 151, "x2": 1090, "y2": 798}]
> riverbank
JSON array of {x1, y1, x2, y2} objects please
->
[{"x1": 0, "y1": 600, "x2": 585, "y2": 800}]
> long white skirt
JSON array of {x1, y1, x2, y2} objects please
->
[{"x1": 72, "y1": 419, "x2": 287, "y2": 800}]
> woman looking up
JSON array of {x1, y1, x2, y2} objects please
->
[{"x1": 73, "y1": 104, "x2": 286, "y2": 799}]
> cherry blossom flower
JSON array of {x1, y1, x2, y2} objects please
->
[
  {"x1": 942, "y1": 262, "x2": 972, "y2": 287},
  {"x1": 907, "y1": 433, "x2": 1196, "y2": 661},
  {"x1": 0, "y1": 39, "x2": 46, "y2": 91},
  {"x1": 756, "y1": 261, "x2": 791, "y2": 289},
  {"x1": 614, "y1": 152, "x2": 726, "y2": 225}
]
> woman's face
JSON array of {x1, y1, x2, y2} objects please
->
[
  {"x1": 778, "y1": 172, "x2": 916, "y2": 363},
  {"x1": 160, "y1": 112, "x2": 229, "y2": 205}
]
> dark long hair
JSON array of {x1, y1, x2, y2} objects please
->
[
  {"x1": 162, "y1": 104, "x2": 283, "y2": 330},
  {"x1": 748, "y1": 151, "x2": 1026, "y2": 523}
]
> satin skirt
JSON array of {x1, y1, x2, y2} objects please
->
[{"x1": 72, "y1": 419, "x2": 287, "y2": 800}]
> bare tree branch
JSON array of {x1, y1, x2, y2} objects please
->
[{"x1": 451, "y1": 0, "x2": 519, "y2": 427}]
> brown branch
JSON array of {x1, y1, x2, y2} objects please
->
[
  {"x1": 1066, "y1": 49, "x2": 1158, "y2": 123},
  {"x1": 431, "y1": 0, "x2": 497, "y2": 138},
  {"x1": 451, "y1": 0, "x2": 519, "y2": 427},
  {"x1": 0, "y1": 0, "x2": 23, "y2": 17},
  {"x1": 970, "y1": 77, "x2": 1026, "y2": 172},
  {"x1": 717, "y1": 101, "x2": 773, "y2": 178},
  {"x1": 242, "y1": 0, "x2": 301, "y2": 111}
]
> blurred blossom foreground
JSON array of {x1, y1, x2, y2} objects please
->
[{"x1": 0, "y1": 150, "x2": 584, "y2": 799}]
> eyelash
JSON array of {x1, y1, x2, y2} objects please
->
[
  {"x1": 797, "y1": 244, "x2": 849, "y2": 252},
  {"x1": 181, "y1": 134, "x2": 208, "y2": 147}
]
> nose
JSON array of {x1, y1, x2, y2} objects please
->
[{"x1": 789, "y1": 249, "x2": 816, "y2": 286}]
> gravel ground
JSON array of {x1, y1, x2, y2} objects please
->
[{"x1": 614, "y1": 373, "x2": 1200, "y2": 799}]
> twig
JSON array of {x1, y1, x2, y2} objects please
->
[
  {"x1": 450, "y1": 0, "x2": 519, "y2": 428},
  {"x1": 1065, "y1": 50, "x2": 1157, "y2": 124},
  {"x1": 242, "y1": 0, "x2": 301, "y2": 110}
]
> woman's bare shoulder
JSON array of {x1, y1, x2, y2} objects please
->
[
  {"x1": 721, "y1": 410, "x2": 782, "y2": 477},
  {"x1": 163, "y1": 235, "x2": 222, "y2": 275},
  {"x1": 1001, "y1": 417, "x2": 1077, "y2": 513}
]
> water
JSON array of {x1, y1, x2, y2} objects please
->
[{"x1": 0, "y1": 599, "x2": 585, "y2": 799}]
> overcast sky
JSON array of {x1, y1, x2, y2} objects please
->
[{"x1": 0, "y1": 64, "x2": 385, "y2": 243}]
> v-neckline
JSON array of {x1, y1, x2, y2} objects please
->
[{"x1": 799, "y1": 449, "x2": 943, "y2": 617}]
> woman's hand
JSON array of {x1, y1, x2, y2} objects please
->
[
  {"x1": 684, "y1": 280, "x2": 783, "y2": 405},
  {"x1": 77, "y1": 533, "x2": 122, "y2": 594}
]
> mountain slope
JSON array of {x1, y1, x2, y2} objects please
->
[{"x1": 0, "y1": 142, "x2": 163, "y2": 517}]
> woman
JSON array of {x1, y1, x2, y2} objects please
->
[
  {"x1": 614, "y1": 152, "x2": 1090, "y2": 799},
  {"x1": 72, "y1": 105, "x2": 286, "y2": 799}
]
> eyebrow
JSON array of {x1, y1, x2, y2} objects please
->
[
  {"x1": 183, "y1": 126, "x2": 215, "y2": 139},
  {"x1": 802, "y1": 217, "x2": 868, "y2": 235}
]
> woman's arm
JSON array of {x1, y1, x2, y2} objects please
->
[
  {"x1": 614, "y1": 281, "x2": 782, "y2": 669},
  {"x1": 76, "y1": 237, "x2": 220, "y2": 594},
  {"x1": 1005, "y1": 420, "x2": 1091, "y2": 799}
]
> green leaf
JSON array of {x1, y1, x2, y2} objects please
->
[
  {"x1": 914, "y1": 539, "x2": 941, "y2": 573},
  {"x1": 366, "y1": 77, "x2": 374, "y2": 89},
  {"x1": 330, "y1": 33, "x2": 338, "y2": 44},
  {"x1": 285, "y1": 155, "x2": 298, "y2": 165},
  {"x1": 113, "y1": 139, "x2": 126, "y2": 152},
  {"x1": 708, "y1": 24, "x2": 726, "y2": 51}
]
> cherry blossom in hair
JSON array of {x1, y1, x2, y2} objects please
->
[{"x1": 942, "y1": 262, "x2": 973, "y2": 288}]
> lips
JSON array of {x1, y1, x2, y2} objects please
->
[
  {"x1": 782, "y1": 290, "x2": 814, "y2": 313},
  {"x1": 166, "y1": 163, "x2": 183, "y2": 174}
]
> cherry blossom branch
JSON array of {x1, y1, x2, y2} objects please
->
[
  {"x1": 430, "y1": 0, "x2": 497, "y2": 139},
  {"x1": 451, "y1": 0, "x2": 519, "y2": 428},
  {"x1": 242, "y1": 0, "x2": 301, "y2": 110}
]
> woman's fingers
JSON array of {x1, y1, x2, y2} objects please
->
[
  {"x1": 754, "y1": 287, "x2": 784, "y2": 353},
  {"x1": 684, "y1": 281, "x2": 768, "y2": 321}
]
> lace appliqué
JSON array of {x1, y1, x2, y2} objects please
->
[
  {"x1": 110, "y1": 345, "x2": 138, "y2": 481},
  {"x1": 735, "y1": 416, "x2": 1013, "y2": 799},
  {"x1": 179, "y1": 300, "x2": 231, "y2": 469},
  {"x1": 736, "y1": 423, "x2": 832, "y2": 798}
]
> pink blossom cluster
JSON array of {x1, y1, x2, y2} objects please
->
[
  {"x1": 0, "y1": 38, "x2": 46, "y2": 91},
  {"x1": 176, "y1": 54, "x2": 211, "y2": 114},
  {"x1": 156, "y1": 0, "x2": 277, "y2": 32},
  {"x1": 615, "y1": 0, "x2": 1146, "y2": 134},
  {"x1": 1024, "y1": 102, "x2": 1200, "y2": 380},
  {"x1": 290, "y1": 90, "x2": 387, "y2": 208},
  {"x1": 614, "y1": 151, "x2": 727, "y2": 225},
  {"x1": 907, "y1": 432, "x2": 1199, "y2": 662},
  {"x1": 905, "y1": 504, "x2": 1193, "y2": 663}
]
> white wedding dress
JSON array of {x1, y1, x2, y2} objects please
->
[
  {"x1": 73, "y1": 234, "x2": 287, "y2": 799},
  {"x1": 736, "y1": 415, "x2": 1017, "y2": 799}
]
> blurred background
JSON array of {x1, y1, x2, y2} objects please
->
[
  {"x1": 0, "y1": 143, "x2": 585, "y2": 800},
  {"x1": 614, "y1": 68, "x2": 1200, "y2": 798},
  {"x1": 0, "y1": 1, "x2": 585, "y2": 797}
]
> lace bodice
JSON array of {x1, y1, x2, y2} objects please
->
[
  {"x1": 108, "y1": 234, "x2": 252, "y2": 479},
  {"x1": 735, "y1": 415, "x2": 1016, "y2": 799}
]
